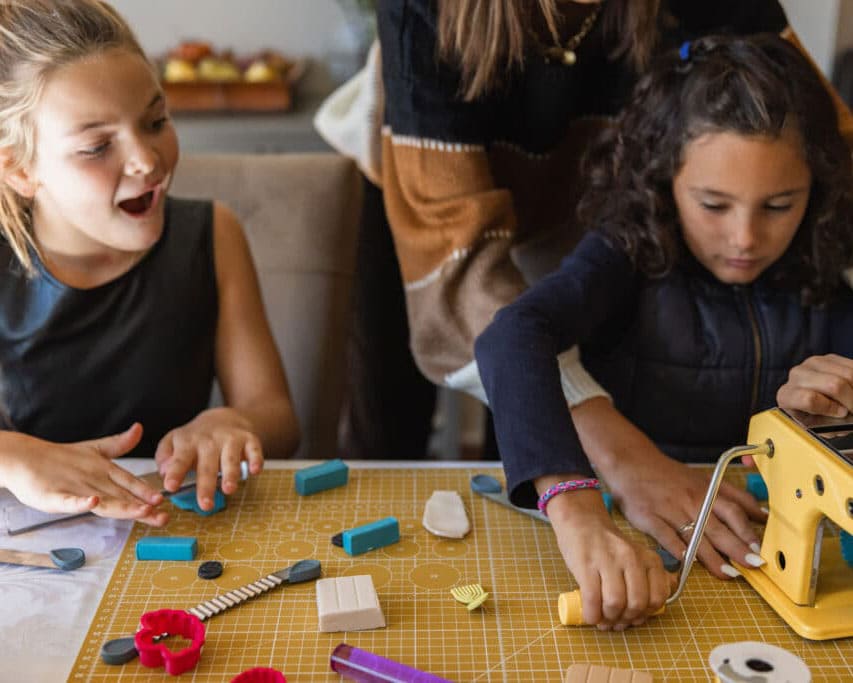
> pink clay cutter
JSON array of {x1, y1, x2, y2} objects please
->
[{"x1": 134, "y1": 608, "x2": 205, "y2": 675}]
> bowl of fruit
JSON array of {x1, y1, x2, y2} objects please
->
[{"x1": 159, "y1": 41, "x2": 306, "y2": 113}]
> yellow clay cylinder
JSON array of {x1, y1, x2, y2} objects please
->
[{"x1": 558, "y1": 589, "x2": 665, "y2": 626}]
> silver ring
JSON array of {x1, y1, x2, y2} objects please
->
[{"x1": 676, "y1": 521, "x2": 696, "y2": 536}]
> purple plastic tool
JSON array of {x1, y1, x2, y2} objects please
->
[{"x1": 330, "y1": 643, "x2": 454, "y2": 683}]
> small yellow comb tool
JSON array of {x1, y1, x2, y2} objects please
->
[
  {"x1": 450, "y1": 584, "x2": 489, "y2": 611},
  {"x1": 734, "y1": 407, "x2": 853, "y2": 640}
]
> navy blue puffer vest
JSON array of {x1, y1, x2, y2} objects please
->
[{"x1": 583, "y1": 263, "x2": 853, "y2": 463}]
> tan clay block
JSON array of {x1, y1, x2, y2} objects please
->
[
  {"x1": 565, "y1": 663, "x2": 653, "y2": 682},
  {"x1": 316, "y1": 575, "x2": 386, "y2": 632}
]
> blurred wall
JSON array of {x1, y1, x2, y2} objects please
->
[
  {"x1": 837, "y1": 0, "x2": 853, "y2": 56},
  {"x1": 780, "y1": 0, "x2": 842, "y2": 75}
]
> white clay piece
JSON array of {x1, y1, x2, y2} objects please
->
[{"x1": 422, "y1": 490, "x2": 471, "y2": 538}]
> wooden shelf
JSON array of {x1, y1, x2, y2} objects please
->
[{"x1": 163, "y1": 81, "x2": 292, "y2": 113}]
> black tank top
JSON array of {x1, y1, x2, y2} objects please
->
[{"x1": 0, "y1": 197, "x2": 217, "y2": 457}]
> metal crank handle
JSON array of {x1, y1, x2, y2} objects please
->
[{"x1": 557, "y1": 441, "x2": 773, "y2": 626}]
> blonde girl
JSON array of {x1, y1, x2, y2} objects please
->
[{"x1": 0, "y1": 0, "x2": 299, "y2": 523}]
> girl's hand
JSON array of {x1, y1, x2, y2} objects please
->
[
  {"x1": 545, "y1": 488, "x2": 673, "y2": 630},
  {"x1": 598, "y1": 445, "x2": 766, "y2": 580},
  {"x1": 571, "y1": 398, "x2": 767, "y2": 580},
  {"x1": 777, "y1": 353, "x2": 853, "y2": 418},
  {"x1": 0, "y1": 424, "x2": 167, "y2": 525},
  {"x1": 154, "y1": 407, "x2": 264, "y2": 510}
]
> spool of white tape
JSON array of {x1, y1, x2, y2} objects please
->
[{"x1": 709, "y1": 641, "x2": 811, "y2": 683}]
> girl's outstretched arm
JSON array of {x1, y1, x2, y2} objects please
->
[
  {"x1": 0, "y1": 423, "x2": 167, "y2": 525},
  {"x1": 155, "y1": 202, "x2": 299, "y2": 510}
]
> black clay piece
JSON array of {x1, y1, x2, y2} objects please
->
[{"x1": 198, "y1": 560, "x2": 224, "y2": 580}]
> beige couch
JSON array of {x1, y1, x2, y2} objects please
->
[{"x1": 171, "y1": 154, "x2": 362, "y2": 459}]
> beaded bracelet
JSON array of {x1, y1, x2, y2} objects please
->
[{"x1": 537, "y1": 478, "x2": 601, "y2": 516}]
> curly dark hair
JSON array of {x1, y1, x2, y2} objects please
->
[{"x1": 578, "y1": 33, "x2": 853, "y2": 305}]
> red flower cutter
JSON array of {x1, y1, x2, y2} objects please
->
[
  {"x1": 230, "y1": 667, "x2": 287, "y2": 683},
  {"x1": 134, "y1": 609, "x2": 205, "y2": 675}
]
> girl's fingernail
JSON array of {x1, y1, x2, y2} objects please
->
[
  {"x1": 721, "y1": 563, "x2": 741, "y2": 578},
  {"x1": 760, "y1": 506, "x2": 769, "y2": 515},
  {"x1": 745, "y1": 553, "x2": 765, "y2": 567},
  {"x1": 749, "y1": 542, "x2": 762, "y2": 554}
]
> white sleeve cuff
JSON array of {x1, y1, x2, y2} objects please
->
[
  {"x1": 444, "y1": 360, "x2": 488, "y2": 404},
  {"x1": 559, "y1": 346, "x2": 611, "y2": 407},
  {"x1": 444, "y1": 349, "x2": 610, "y2": 409}
]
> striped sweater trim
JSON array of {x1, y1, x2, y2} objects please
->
[
  {"x1": 382, "y1": 125, "x2": 484, "y2": 153},
  {"x1": 404, "y1": 229, "x2": 513, "y2": 292},
  {"x1": 384, "y1": 116, "x2": 606, "y2": 161}
]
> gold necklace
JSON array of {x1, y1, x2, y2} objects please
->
[{"x1": 533, "y1": 3, "x2": 602, "y2": 66}]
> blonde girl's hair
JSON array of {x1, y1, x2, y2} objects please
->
[
  {"x1": 0, "y1": 0, "x2": 147, "y2": 273},
  {"x1": 437, "y1": 0, "x2": 661, "y2": 102}
]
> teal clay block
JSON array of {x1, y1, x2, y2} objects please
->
[
  {"x1": 342, "y1": 517, "x2": 400, "y2": 556},
  {"x1": 136, "y1": 537, "x2": 198, "y2": 561},
  {"x1": 170, "y1": 488, "x2": 226, "y2": 516},
  {"x1": 746, "y1": 473, "x2": 768, "y2": 502},
  {"x1": 294, "y1": 458, "x2": 349, "y2": 495}
]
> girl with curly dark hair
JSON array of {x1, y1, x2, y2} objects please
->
[{"x1": 476, "y1": 33, "x2": 853, "y2": 630}]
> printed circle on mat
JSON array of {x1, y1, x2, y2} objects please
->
[
  {"x1": 383, "y1": 539, "x2": 419, "y2": 558},
  {"x1": 239, "y1": 521, "x2": 268, "y2": 535},
  {"x1": 433, "y1": 539, "x2": 467, "y2": 558},
  {"x1": 410, "y1": 563, "x2": 460, "y2": 590},
  {"x1": 341, "y1": 564, "x2": 392, "y2": 589},
  {"x1": 201, "y1": 520, "x2": 233, "y2": 536},
  {"x1": 165, "y1": 520, "x2": 198, "y2": 536},
  {"x1": 219, "y1": 540, "x2": 261, "y2": 560},
  {"x1": 310, "y1": 519, "x2": 340, "y2": 535},
  {"x1": 397, "y1": 518, "x2": 419, "y2": 534},
  {"x1": 215, "y1": 564, "x2": 261, "y2": 589},
  {"x1": 277, "y1": 520, "x2": 303, "y2": 533},
  {"x1": 151, "y1": 566, "x2": 197, "y2": 590},
  {"x1": 275, "y1": 539, "x2": 315, "y2": 559}
]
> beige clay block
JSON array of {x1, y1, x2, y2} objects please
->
[
  {"x1": 316, "y1": 575, "x2": 386, "y2": 632},
  {"x1": 422, "y1": 490, "x2": 470, "y2": 538},
  {"x1": 565, "y1": 663, "x2": 653, "y2": 683}
]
